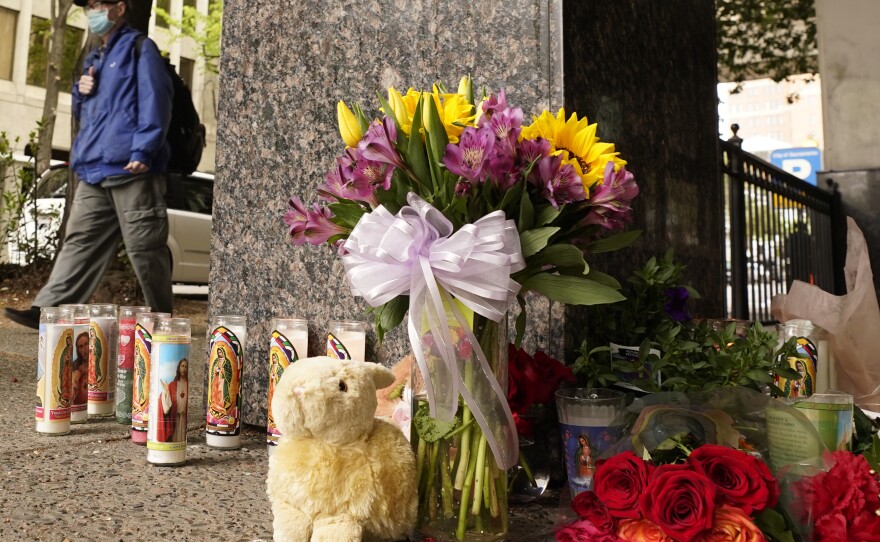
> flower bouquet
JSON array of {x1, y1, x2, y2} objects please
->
[{"x1": 284, "y1": 75, "x2": 641, "y2": 541}]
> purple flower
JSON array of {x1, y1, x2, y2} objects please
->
[
  {"x1": 582, "y1": 162, "x2": 639, "y2": 231},
  {"x1": 664, "y1": 286, "x2": 691, "y2": 322},
  {"x1": 488, "y1": 107, "x2": 523, "y2": 157},
  {"x1": 318, "y1": 152, "x2": 379, "y2": 206},
  {"x1": 479, "y1": 89, "x2": 508, "y2": 122},
  {"x1": 443, "y1": 125, "x2": 494, "y2": 182},
  {"x1": 357, "y1": 118, "x2": 404, "y2": 169},
  {"x1": 533, "y1": 154, "x2": 586, "y2": 208},
  {"x1": 518, "y1": 138, "x2": 551, "y2": 168},
  {"x1": 454, "y1": 179, "x2": 472, "y2": 197},
  {"x1": 352, "y1": 157, "x2": 393, "y2": 192},
  {"x1": 283, "y1": 196, "x2": 309, "y2": 246},
  {"x1": 283, "y1": 197, "x2": 349, "y2": 246}
]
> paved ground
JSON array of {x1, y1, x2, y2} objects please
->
[{"x1": 0, "y1": 296, "x2": 562, "y2": 541}]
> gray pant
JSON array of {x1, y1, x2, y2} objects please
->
[{"x1": 34, "y1": 174, "x2": 173, "y2": 313}]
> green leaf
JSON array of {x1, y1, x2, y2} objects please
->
[
  {"x1": 421, "y1": 94, "x2": 449, "y2": 196},
  {"x1": 533, "y1": 244, "x2": 589, "y2": 274},
  {"x1": 584, "y1": 270, "x2": 622, "y2": 290},
  {"x1": 520, "y1": 227, "x2": 559, "y2": 258},
  {"x1": 746, "y1": 369, "x2": 773, "y2": 383},
  {"x1": 405, "y1": 98, "x2": 432, "y2": 192},
  {"x1": 518, "y1": 190, "x2": 534, "y2": 232},
  {"x1": 522, "y1": 273, "x2": 625, "y2": 305},
  {"x1": 498, "y1": 179, "x2": 524, "y2": 213},
  {"x1": 327, "y1": 203, "x2": 367, "y2": 228},
  {"x1": 754, "y1": 508, "x2": 795, "y2": 542},
  {"x1": 375, "y1": 92, "x2": 404, "y2": 142},
  {"x1": 373, "y1": 296, "x2": 408, "y2": 344},
  {"x1": 536, "y1": 205, "x2": 562, "y2": 225},
  {"x1": 413, "y1": 401, "x2": 459, "y2": 443},
  {"x1": 588, "y1": 230, "x2": 643, "y2": 254}
]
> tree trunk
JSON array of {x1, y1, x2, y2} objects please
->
[{"x1": 35, "y1": 0, "x2": 74, "y2": 176}]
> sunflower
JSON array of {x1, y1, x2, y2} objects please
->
[{"x1": 520, "y1": 108, "x2": 626, "y2": 192}]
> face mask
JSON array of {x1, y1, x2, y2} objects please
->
[{"x1": 87, "y1": 9, "x2": 114, "y2": 36}]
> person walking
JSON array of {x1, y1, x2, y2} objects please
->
[{"x1": 5, "y1": 0, "x2": 173, "y2": 329}]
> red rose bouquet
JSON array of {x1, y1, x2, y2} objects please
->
[
  {"x1": 558, "y1": 445, "x2": 786, "y2": 542},
  {"x1": 507, "y1": 344, "x2": 575, "y2": 438}
]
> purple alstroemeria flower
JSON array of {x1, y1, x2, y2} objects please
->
[
  {"x1": 304, "y1": 204, "x2": 348, "y2": 245},
  {"x1": 518, "y1": 138, "x2": 552, "y2": 171},
  {"x1": 664, "y1": 286, "x2": 691, "y2": 322},
  {"x1": 357, "y1": 117, "x2": 404, "y2": 169},
  {"x1": 454, "y1": 179, "x2": 472, "y2": 198},
  {"x1": 486, "y1": 152, "x2": 516, "y2": 186},
  {"x1": 443, "y1": 125, "x2": 494, "y2": 182},
  {"x1": 489, "y1": 107, "x2": 524, "y2": 157},
  {"x1": 582, "y1": 162, "x2": 639, "y2": 231},
  {"x1": 352, "y1": 157, "x2": 393, "y2": 193},
  {"x1": 318, "y1": 154, "x2": 378, "y2": 206},
  {"x1": 283, "y1": 196, "x2": 310, "y2": 246},
  {"x1": 534, "y1": 154, "x2": 586, "y2": 208},
  {"x1": 479, "y1": 89, "x2": 508, "y2": 122}
]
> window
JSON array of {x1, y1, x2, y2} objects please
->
[
  {"x1": 26, "y1": 17, "x2": 85, "y2": 93},
  {"x1": 183, "y1": 0, "x2": 196, "y2": 8},
  {"x1": 155, "y1": 0, "x2": 170, "y2": 28},
  {"x1": 0, "y1": 7, "x2": 16, "y2": 81},
  {"x1": 179, "y1": 57, "x2": 194, "y2": 90}
]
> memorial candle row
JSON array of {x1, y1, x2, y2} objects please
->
[{"x1": 34, "y1": 306, "x2": 366, "y2": 465}]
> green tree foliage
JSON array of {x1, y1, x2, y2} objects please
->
[
  {"x1": 155, "y1": 0, "x2": 223, "y2": 74},
  {"x1": 716, "y1": 0, "x2": 818, "y2": 92}
]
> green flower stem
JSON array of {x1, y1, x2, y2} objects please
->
[
  {"x1": 419, "y1": 442, "x2": 440, "y2": 518},
  {"x1": 496, "y1": 474, "x2": 508, "y2": 532},
  {"x1": 488, "y1": 464, "x2": 500, "y2": 518},
  {"x1": 416, "y1": 437, "x2": 427, "y2": 487},
  {"x1": 440, "y1": 440, "x2": 455, "y2": 519},
  {"x1": 456, "y1": 426, "x2": 481, "y2": 541},
  {"x1": 519, "y1": 453, "x2": 536, "y2": 487},
  {"x1": 471, "y1": 434, "x2": 488, "y2": 516},
  {"x1": 482, "y1": 464, "x2": 491, "y2": 510},
  {"x1": 453, "y1": 405, "x2": 473, "y2": 491}
]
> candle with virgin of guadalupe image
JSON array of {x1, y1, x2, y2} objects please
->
[
  {"x1": 326, "y1": 320, "x2": 366, "y2": 361},
  {"x1": 115, "y1": 305, "x2": 150, "y2": 425},
  {"x1": 206, "y1": 315, "x2": 246, "y2": 449},
  {"x1": 88, "y1": 304, "x2": 118, "y2": 417},
  {"x1": 267, "y1": 317, "x2": 308, "y2": 455},
  {"x1": 131, "y1": 312, "x2": 170, "y2": 445},
  {"x1": 36, "y1": 307, "x2": 74, "y2": 435}
]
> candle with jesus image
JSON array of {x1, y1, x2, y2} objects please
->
[
  {"x1": 59, "y1": 304, "x2": 90, "y2": 424},
  {"x1": 206, "y1": 315, "x2": 246, "y2": 449},
  {"x1": 130, "y1": 312, "x2": 170, "y2": 445},
  {"x1": 147, "y1": 318, "x2": 191, "y2": 466}
]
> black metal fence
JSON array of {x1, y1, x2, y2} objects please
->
[{"x1": 721, "y1": 129, "x2": 847, "y2": 323}]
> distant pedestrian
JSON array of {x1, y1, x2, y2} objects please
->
[{"x1": 5, "y1": 0, "x2": 173, "y2": 330}]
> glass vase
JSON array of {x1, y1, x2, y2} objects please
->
[{"x1": 411, "y1": 313, "x2": 509, "y2": 542}]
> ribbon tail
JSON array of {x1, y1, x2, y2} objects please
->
[
  {"x1": 408, "y1": 257, "x2": 459, "y2": 422},
  {"x1": 440, "y1": 289, "x2": 519, "y2": 470}
]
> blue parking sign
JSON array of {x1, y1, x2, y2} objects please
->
[{"x1": 770, "y1": 148, "x2": 822, "y2": 186}]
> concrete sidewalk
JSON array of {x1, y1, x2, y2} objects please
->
[
  {"x1": 0, "y1": 323, "x2": 274, "y2": 542},
  {"x1": 0, "y1": 323, "x2": 560, "y2": 541}
]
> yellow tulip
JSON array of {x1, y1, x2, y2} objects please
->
[
  {"x1": 387, "y1": 87, "x2": 408, "y2": 130},
  {"x1": 337, "y1": 101, "x2": 362, "y2": 148},
  {"x1": 457, "y1": 75, "x2": 472, "y2": 100}
]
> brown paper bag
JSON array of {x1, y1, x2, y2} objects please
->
[{"x1": 771, "y1": 217, "x2": 880, "y2": 409}]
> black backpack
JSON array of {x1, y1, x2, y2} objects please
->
[{"x1": 135, "y1": 35, "x2": 206, "y2": 175}]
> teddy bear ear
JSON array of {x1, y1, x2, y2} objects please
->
[{"x1": 365, "y1": 362, "x2": 396, "y2": 390}]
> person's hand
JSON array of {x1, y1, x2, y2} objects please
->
[
  {"x1": 124, "y1": 161, "x2": 149, "y2": 174},
  {"x1": 79, "y1": 66, "x2": 95, "y2": 96}
]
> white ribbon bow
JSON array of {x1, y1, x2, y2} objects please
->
[{"x1": 341, "y1": 193, "x2": 524, "y2": 469}]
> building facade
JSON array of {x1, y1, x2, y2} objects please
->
[{"x1": 0, "y1": 0, "x2": 217, "y2": 172}]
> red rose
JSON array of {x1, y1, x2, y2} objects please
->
[
  {"x1": 640, "y1": 463, "x2": 716, "y2": 542},
  {"x1": 511, "y1": 412, "x2": 534, "y2": 438},
  {"x1": 507, "y1": 345, "x2": 536, "y2": 416},
  {"x1": 572, "y1": 490, "x2": 615, "y2": 532},
  {"x1": 530, "y1": 351, "x2": 576, "y2": 403},
  {"x1": 688, "y1": 444, "x2": 779, "y2": 515},
  {"x1": 594, "y1": 452, "x2": 655, "y2": 520},
  {"x1": 556, "y1": 519, "x2": 623, "y2": 542},
  {"x1": 693, "y1": 505, "x2": 766, "y2": 542}
]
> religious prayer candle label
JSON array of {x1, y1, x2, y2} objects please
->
[
  {"x1": 131, "y1": 323, "x2": 152, "y2": 435},
  {"x1": 70, "y1": 319, "x2": 89, "y2": 416},
  {"x1": 88, "y1": 318, "x2": 116, "y2": 404},
  {"x1": 559, "y1": 422, "x2": 620, "y2": 495},
  {"x1": 267, "y1": 330, "x2": 299, "y2": 446},
  {"x1": 326, "y1": 333, "x2": 351, "y2": 360},
  {"x1": 36, "y1": 324, "x2": 74, "y2": 425},
  {"x1": 774, "y1": 337, "x2": 818, "y2": 399},
  {"x1": 206, "y1": 327, "x2": 243, "y2": 438},
  {"x1": 115, "y1": 318, "x2": 137, "y2": 423},
  {"x1": 609, "y1": 342, "x2": 662, "y2": 391},
  {"x1": 147, "y1": 335, "x2": 190, "y2": 452}
]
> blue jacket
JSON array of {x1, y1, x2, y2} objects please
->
[{"x1": 72, "y1": 25, "x2": 172, "y2": 184}]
